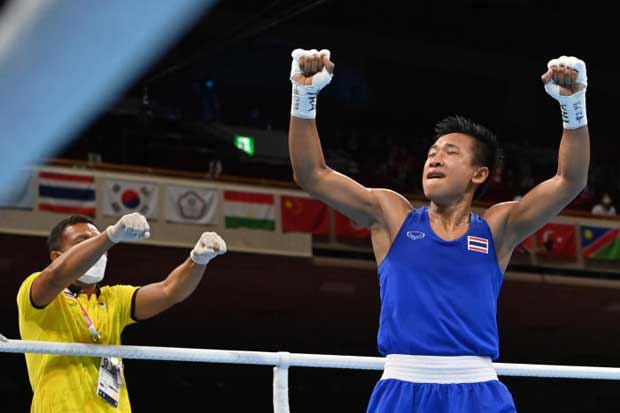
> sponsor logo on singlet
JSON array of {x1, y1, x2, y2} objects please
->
[{"x1": 406, "y1": 231, "x2": 426, "y2": 241}]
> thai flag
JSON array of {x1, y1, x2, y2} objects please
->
[
  {"x1": 38, "y1": 172, "x2": 96, "y2": 217},
  {"x1": 467, "y1": 236, "x2": 489, "y2": 254}
]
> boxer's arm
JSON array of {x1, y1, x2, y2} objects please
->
[
  {"x1": 490, "y1": 127, "x2": 589, "y2": 250},
  {"x1": 488, "y1": 57, "x2": 590, "y2": 252},
  {"x1": 290, "y1": 117, "x2": 384, "y2": 227},
  {"x1": 289, "y1": 50, "x2": 385, "y2": 227}
]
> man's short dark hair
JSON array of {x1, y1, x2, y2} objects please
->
[
  {"x1": 47, "y1": 215, "x2": 98, "y2": 254},
  {"x1": 433, "y1": 115, "x2": 503, "y2": 200}
]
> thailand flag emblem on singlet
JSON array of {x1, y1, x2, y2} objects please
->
[{"x1": 467, "y1": 236, "x2": 489, "y2": 254}]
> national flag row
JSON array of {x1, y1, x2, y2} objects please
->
[
  {"x1": 2, "y1": 171, "x2": 619, "y2": 257},
  {"x1": 0, "y1": 171, "x2": 368, "y2": 238},
  {"x1": 516, "y1": 223, "x2": 620, "y2": 262}
]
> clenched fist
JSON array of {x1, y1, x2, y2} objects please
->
[
  {"x1": 190, "y1": 232, "x2": 227, "y2": 265},
  {"x1": 542, "y1": 56, "x2": 587, "y2": 98},
  {"x1": 541, "y1": 56, "x2": 588, "y2": 129},
  {"x1": 107, "y1": 212, "x2": 150, "y2": 243},
  {"x1": 290, "y1": 49, "x2": 335, "y2": 87},
  {"x1": 290, "y1": 48, "x2": 334, "y2": 119}
]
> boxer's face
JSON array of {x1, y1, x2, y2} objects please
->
[{"x1": 422, "y1": 133, "x2": 488, "y2": 203}]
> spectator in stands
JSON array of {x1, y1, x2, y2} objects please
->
[
  {"x1": 247, "y1": 105, "x2": 272, "y2": 130},
  {"x1": 200, "y1": 79, "x2": 221, "y2": 123},
  {"x1": 486, "y1": 164, "x2": 513, "y2": 201},
  {"x1": 386, "y1": 143, "x2": 413, "y2": 189},
  {"x1": 208, "y1": 158, "x2": 223, "y2": 179},
  {"x1": 592, "y1": 193, "x2": 617, "y2": 216},
  {"x1": 17, "y1": 214, "x2": 227, "y2": 412},
  {"x1": 517, "y1": 158, "x2": 535, "y2": 193},
  {"x1": 568, "y1": 183, "x2": 596, "y2": 211}
]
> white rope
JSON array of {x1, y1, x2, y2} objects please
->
[
  {"x1": 6, "y1": 338, "x2": 620, "y2": 413},
  {"x1": 2, "y1": 338, "x2": 620, "y2": 380}
]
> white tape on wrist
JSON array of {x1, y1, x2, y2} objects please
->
[
  {"x1": 289, "y1": 48, "x2": 332, "y2": 120},
  {"x1": 558, "y1": 89, "x2": 587, "y2": 129},
  {"x1": 291, "y1": 84, "x2": 319, "y2": 119}
]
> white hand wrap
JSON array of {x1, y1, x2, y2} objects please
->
[
  {"x1": 290, "y1": 48, "x2": 333, "y2": 119},
  {"x1": 543, "y1": 56, "x2": 588, "y2": 130},
  {"x1": 106, "y1": 212, "x2": 151, "y2": 243},
  {"x1": 190, "y1": 232, "x2": 227, "y2": 265}
]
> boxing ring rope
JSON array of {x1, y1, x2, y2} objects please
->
[{"x1": 3, "y1": 337, "x2": 620, "y2": 412}]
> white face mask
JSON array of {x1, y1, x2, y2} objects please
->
[{"x1": 78, "y1": 254, "x2": 107, "y2": 285}]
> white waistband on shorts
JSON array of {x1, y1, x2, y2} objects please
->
[{"x1": 381, "y1": 354, "x2": 498, "y2": 384}]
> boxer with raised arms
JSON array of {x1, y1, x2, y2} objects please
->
[{"x1": 288, "y1": 49, "x2": 590, "y2": 412}]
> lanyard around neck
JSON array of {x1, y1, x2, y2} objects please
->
[{"x1": 64, "y1": 289, "x2": 101, "y2": 342}]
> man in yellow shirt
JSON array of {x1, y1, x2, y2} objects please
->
[{"x1": 17, "y1": 212, "x2": 226, "y2": 412}]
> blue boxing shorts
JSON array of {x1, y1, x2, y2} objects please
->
[{"x1": 367, "y1": 355, "x2": 517, "y2": 413}]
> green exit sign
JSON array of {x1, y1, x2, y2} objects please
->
[{"x1": 234, "y1": 135, "x2": 255, "y2": 156}]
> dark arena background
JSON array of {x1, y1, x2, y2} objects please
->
[{"x1": 1, "y1": 1, "x2": 619, "y2": 412}]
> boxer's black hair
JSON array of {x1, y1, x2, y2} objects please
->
[{"x1": 434, "y1": 115, "x2": 502, "y2": 200}]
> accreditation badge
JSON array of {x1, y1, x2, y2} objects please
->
[{"x1": 97, "y1": 357, "x2": 123, "y2": 408}]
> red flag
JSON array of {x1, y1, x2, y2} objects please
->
[
  {"x1": 334, "y1": 211, "x2": 370, "y2": 239},
  {"x1": 281, "y1": 196, "x2": 329, "y2": 235},
  {"x1": 535, "y1": 223, "x2": 577, "y2": 258},
  {"x1": 514, "y1": 235, "x2": 534, "y2": 255}
]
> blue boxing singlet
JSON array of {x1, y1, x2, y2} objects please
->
[{"x1": 377, "y1": 206, "x2": 503, "y2": 359}]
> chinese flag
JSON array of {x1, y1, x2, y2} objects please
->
[
  {"x1": 281, "y1": 195, "x2": 329, "y2": 235},
  {"x1": 334, "y1": 211, "x2": 370, "y2": 239},
  {"x1": 535, "y1": 223, "x2": 577, "y2": 258}
]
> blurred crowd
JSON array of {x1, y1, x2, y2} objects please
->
[
  {"x1": 190, "y1": 79, "x2": 618, "y2": 215},
  {"x1": 317, "y1": 127, "x2": 619, "y2": 214},
  {"x1": 73, "y1": 77, "x2": 619, "y2": 216}
]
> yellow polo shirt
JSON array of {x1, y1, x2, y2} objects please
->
[{"x1": 17, "y1": 272, "x2": 140, "y2": 413}]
